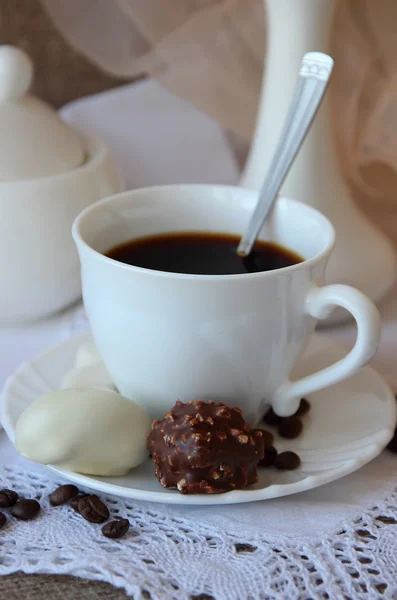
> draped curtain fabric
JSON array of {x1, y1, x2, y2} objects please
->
[{"x1": 40, "y1": 0, "x2": 397, "y2": 242}]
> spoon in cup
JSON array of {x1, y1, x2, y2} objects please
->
[{"x1": 237, "y1": 52, "x2": 334, "y2": 258}]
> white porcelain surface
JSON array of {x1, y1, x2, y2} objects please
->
[
  {"x1": 0, "y1": 46, "x2": 84, "y2": 179},
  {"x1": 241, "y1": 0, "x2": 397, "y2": 318},
  {"x1": 1, "y1": 333, "x2": 394, "y2": 505},
  {"x1": 73, "y1": 185, "x2": 380, "y2": 420},
  {"x1": 0, "y1": 131, "x2": 121, "y2": 324}
]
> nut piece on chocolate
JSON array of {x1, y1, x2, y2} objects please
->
[
  {"x1": 147, "y1": 400, "x2": 265, "y2": 494},
  {"x1": 50, "y1": 484, "x2": 79, "y2": 506},
  {"x1": 252, "y1": 428, "x2": 274, "y2": 448}
]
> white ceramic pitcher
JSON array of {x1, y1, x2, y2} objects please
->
[{"x1": 241, "y1": 0, "x2": 397, "y2": 322}]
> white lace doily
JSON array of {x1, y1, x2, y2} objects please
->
[{"x1": 0, "y1": 462, "x2": 396, "y2": 599}]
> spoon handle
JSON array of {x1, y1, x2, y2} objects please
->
[{"x1": 237, "y1": 52, "x2": 334, "y2": 257}]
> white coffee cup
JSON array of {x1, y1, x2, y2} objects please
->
[{"x1": 73, "y1": 184, "x2": 381, "y2": 424}]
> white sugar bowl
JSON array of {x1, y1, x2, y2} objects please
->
[{"x1": 0, "y1": 46, "x2": 121, "y2": 324}]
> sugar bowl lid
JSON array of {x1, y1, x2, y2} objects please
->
[{"x1": 0, "y1": 46, "x2": 85, "y2": 180}]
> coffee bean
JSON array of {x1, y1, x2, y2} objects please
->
[
  {"x1": 78, "y1": 494, "x2": 109, "y2": 523},
  {"x1": 11, "y1": 499, "x2": 41, "y2": 520},
  {"x1": 262, "y1": 407, "x2": 282, "y2": 426},
  {"x1": 50, "y1": 484, "x2": 79, "y2": 506},
  {"x1": 0, "y1": 512, "x2": 6, "y2": 528},
  {"x1": 387, "y1": 428, "x2": 397, "y2": 453},
  {"x1": 295, "y1": 398, "x2": 311, "y2": 417},
  {"x1": 258, "y1": 445, "x2": 278, "y2": 467},
  {"x1": 278, "y1": 416, "x2": 303, "y2": 439},
  {"x1": 0, "y1": 489, "x2": 19, "y2": 508},
  {"x1": 102, "y1": 518, "x2": 130, "y2": 539},
  {"x1": 252, "y1": 428, "x2": 274, "y2": 448},
  {"x1": 274, "y1": 451, "x2": 301, "y2": 470},
  {"x1": 70, "y1": 493, "x2": 89, "y2": 511}
]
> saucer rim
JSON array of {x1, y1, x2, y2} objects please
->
[{"x1": 1, "y1": 332, "x2": 395, "y2": 506}]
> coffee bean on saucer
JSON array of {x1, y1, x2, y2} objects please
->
[
  {"x1": 387, "y1": 428, "x2": 397, "y2": 453},
  {"x1": 294, "y1": 398, "x2": 311, "y2": 417},
  {"x1": 263, "y1": 407, "x2": 283, "y2": 426},
  {"x1": 11, "y1": 499, "x2": 41, "y2": 520},
  {"x1": 50, "y1": 484, "x2": 79, "y2": 506},
  {"x1": 0, "y1": 489, "x2": 19, "y2": 508},
  {"x1": 258, "y1": 445, "x2": 278, "y2": 468},
  {"x1": 70, "y1": 493, "x2": 89, "y2": 511},
  {"x1": 274, "y1": 451, "x2": 301, "y2": 470},
  {"x1": 252, "y1": 428, "x2": 274, "y2": 448},
  {"x1": 102, "y1": 518, "x2": 130, "y2": 539},
  {"x1": 78, "y1": 494, "x2": 109, "y2": 523},
  {"x1": 278, "y1": 416, "x2": 303, "y2": 439},
  {"x1": 0, "y1": 513, "x2": 6, "y2": 528}
]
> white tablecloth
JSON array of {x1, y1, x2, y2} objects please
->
[{"x1": 1, "y1": 81, "x2": 397, "y2": 600}]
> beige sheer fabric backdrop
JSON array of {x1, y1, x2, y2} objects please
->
[{"x1": 40, "y1": 0, "x2": 397, "y2": 244}]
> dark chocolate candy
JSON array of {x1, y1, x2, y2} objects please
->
[
  {"x1": 252, "y1": 428, "x2": 274, "y2": 448},
  {"x1": 147, "y1": 400, "x2": 265, "y2": 494}
]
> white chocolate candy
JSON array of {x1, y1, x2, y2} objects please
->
[
  {"x1": 60, "y1": 341, "x2": 115, "y2": 392},
  {"x1": 75, "y1": 342, "x2": 102, "y2": 369},
  {"x1": 60, "y1": 362, "x2": 116, "y2": 392},
  {"x1": 15, "y1": 389, "x2": 151, "y2": 476}
]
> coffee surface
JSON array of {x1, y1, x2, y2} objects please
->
[{"x1": 106, "y1": 232, "x2": 303, "y2": 275}]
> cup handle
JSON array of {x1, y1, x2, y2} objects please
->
[{"x1": 271, "y1": 284, "x2": 382, "y2": 417}]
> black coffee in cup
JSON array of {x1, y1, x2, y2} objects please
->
[{"x1": 106, "y1": 232, "x2": 303, "y2": 275}]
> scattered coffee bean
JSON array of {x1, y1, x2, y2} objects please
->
[
  {"x1": 387, "y1": 428, "x2": 397, "y2": 453},
  {"x1": 50, "y1": 484, "x2": 79, "y2": 506},
  {"x1": 11, "y1": 499, "x2": 41, "y2": 520},
  {"x1": 102, "y1": 518, "x2": 130, "y2": 539},
  {"x1": 278, "y1": 416, "x2": 303, "y2": 439},
  {"x1": 252, "y1": 428, "x2": 274, "y2": 448},
  {"x1": 70, "y1": 493, "x2": 89, "y2": 511},
  {"x1": 295, "y1": 398, "x2": 311, "y2": 417},
  {"x1": 78, "y1": 494, "x2": 109, "y2": 523},
  {"x1": 258, "y1": 445, "x2": 278, "y2": 467},
  {"x1": 0, "y1": 512, "x2": 6, "y2": 528},
  {"x1": 262, "y1": 407, "x2": 282, "y2": 426},
  {"x1": 0, "y1": 489, "x2": 19, "y2": 508},
  {"x1": 274, "y1": 451, "x2": 301, "y2": 470}
]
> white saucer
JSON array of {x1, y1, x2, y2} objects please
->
[{"x1": 1, "y1": 333, "x2": 395, "y2": 505}]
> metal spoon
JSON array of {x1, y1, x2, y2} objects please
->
[{"x1": 237, "y1": 52, "x2": 334, "y2": 257}]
